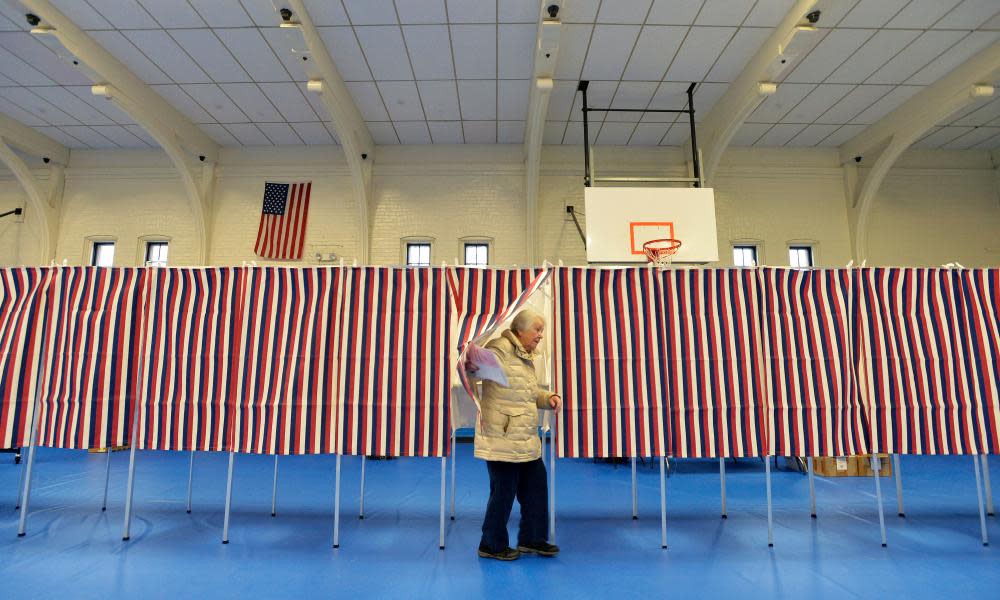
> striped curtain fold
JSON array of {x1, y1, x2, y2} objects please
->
[
  {"x1": 448, "y1": 267, "x2": 547, "y2": 350},
  {"x1": 956, "y1": 268, "x2": 1000, "y2": 454},
  {"x1": 663, "y1": 268, "x2": 767, "y2": 458},
  {"x1": 552, "y1": 267, "x2": 668, "y2": 458},
  {"x1": 230, "y1": 266, "x2": 341, "y2": 455},
  {"x1": 336, "y1": 267, "x2": 452, "y2": 457},
  {"x1": 135, "y1": 267, "x2": 243, "y2": 452},
  {"x1": 0, "y1": 267, "x2": 51, "y2": 449},
  {"x1": 856, "y1": 268, "x2": 982, "y2": 454},
  {"x1": 759, "y1": 268, "x2": 867, "y2": 457},
  {"x1": 36, "y1": 267, "x2": 144, "y2": 449}
]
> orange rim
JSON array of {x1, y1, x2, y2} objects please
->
[{"x1": 642, "y1": 238, "x2": 682, "y2": 262}]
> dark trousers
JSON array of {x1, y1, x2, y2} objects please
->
[{"x1": 481, "y1": 458, "x2": 549, "y2": 551}]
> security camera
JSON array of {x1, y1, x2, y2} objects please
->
[
  {"x1": 361, "y1": 153, "x2": 367, "y2": 160},
  {"x1": 854, "y1": 155, "x2": 862, "y2": 163},
  {"x1": 42, "y1": 157, "x2": 50, "y2": 164},
  {"x1": 279, "y1": 8, "x2": 293, "y2": 22},
  {"x1": 547, "y1": 4, "x2": 559, "y2": 19},
  {"x1": 199, "y1": 155, "x2": 206, "y2": 162},
  {"x1": 25, "y1": 13, "x2": 40, "y2": 27},
  {"x1": 805, "y1": 10, "x2": 821, "y2": 24}
]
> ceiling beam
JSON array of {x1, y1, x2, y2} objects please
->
[
  {"x1": 524, "y1": 1, "x2": 562, "y2": 265},
  {"x1": 0, "y1": 137, "x2": 63, "y2": 262},
  {"x1": 0, "y1": 112, "x2": 69, "y2": 166},
  {"x1": 840, "y1": 39, "x2": 1000, "y2": 260},
  {"x1": 286, "y1": 0, "x2": 375, "y2": 264},
  {"x1": 94, "y1": 84, "x2": 213, "y2": 264},
  {"x1": 696, "y1": 0, "x2": 818, "y2": 185},
  {"x1": 16, "y1": 0, "x2": 219, "y2": 163},
  {"x1": 0, "y1": 113, "x2": 67, "y2": 261}
]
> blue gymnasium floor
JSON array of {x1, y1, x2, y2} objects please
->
[{"x1": 2, "y1": 443, "x2": 999, "y2": 599}]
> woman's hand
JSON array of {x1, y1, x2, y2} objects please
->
[{"x1": 549, "y1": 395, "x2": 561, "y2": 410}]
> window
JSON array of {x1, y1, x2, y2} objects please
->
[
  {"x1": 733, "y1": 244, "x2": 758, "y2": 268},
  {"x1": 91, "y1": 242, "x2": 115, "y2": 267},
  {"x1": 406, "y1": 242, "x2": 431, "y2": 267},
  {"x1": 789, "y1": 245, "x2": 813, "y2": 269},
  {"x1": 464, "y1": 243, "x2": 489, "y2": 266},
  {"x1": 145, "y1": 241, "x2": 169, "y2": 267}
]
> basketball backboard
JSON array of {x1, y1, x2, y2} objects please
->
[{"x1": 583, "y1": 187, "x2": 719, "y2": 264}]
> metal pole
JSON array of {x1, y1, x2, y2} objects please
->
[
  {"x1": 974, "y1": 455, "x2": 989, "y2": 546},
  {"x1": 450, "y1": 432, "x2": 457, "y2": 520},
  {"x1": 271, "y1": 455, "x2": 279, "y2": 517},
  {"x1": 121, "y1": 436, "x2": 139, "y2": 540},
  {"x1": 15, "y1": 456, "x2": 25, "y2": 509},
  {"x1": 631, "y1": 456, "x2": 638, "y2": 520},
  {"x1": 807, "y1": 456, "x2": 816, "y2": 518},
  {"x1": 871, "y1": 455, "x2": 887, "y2": 547},
  {"x1": 186, "y1": 450, "x2": 194, "y2": 513},
  {"x1": 439, "y1": 457, "x2": 446, "y2": 549},
  {"x1": 765, "y1": 456, "x2": 773, "y2": 547},
  {"x1": 16, "y1": 409, "x2": 41, "y2": 537},
  {"x1": 222, "y1": 451, "x2": 234, "y2": 544},
  {"x1": 101, "y1": 448, "x2": 112, "y2": 511},
  {"x1": 720, "y1": 457, "x2": 727, "y2": 519},
  {"x1": 659, "y1": 456, "x2": 667, "y2": 549},
  {"x1": 359, "y1": 455, "x2": 366, "y2": 519},
  {"x1": 981, "y1": 454, "x2": 994, "y2": 516},
  {"x1": 579, "y1": 80, "x2": 591, "y2": 187},
  {"x1": 686, "y1": 82, "x2": 701, "y2": 187},
  {"x1": 333, "y1": 454, "x2": 342, "y2": 548},
  {"x1": 894, "y1": 454, "x2": 904, "y2": 517},
  {"x1": 16, "y1": 326, "x2": 48, "y2": 537}
]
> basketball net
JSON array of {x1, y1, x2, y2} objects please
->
[{"x1": 643, "y1": 238, "x2": 682, "y2": 269}]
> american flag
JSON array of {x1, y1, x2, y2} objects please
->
[{"x1": 255, "y1": 181, "x2": 311, "y2": 260}]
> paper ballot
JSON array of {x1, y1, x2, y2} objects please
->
[{"x1": 465, "y1": 343, "x2": 509, "y2": 387}]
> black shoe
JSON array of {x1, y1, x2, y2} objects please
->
[
  {"x1": 517, "y1": 542, "x2": 560, "y2": 557},
  {"x1": 478, "y1": 545, "x2": 520, "y2": 561}
]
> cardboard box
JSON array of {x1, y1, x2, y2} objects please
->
[
  {"x1": 813, "y1": 456, "x2": 859, "y2": 477},
  {"x1": 857, "y1": 453, "x2": 893, "y2": 477},
  {"x1": 812, "y1": 454, "x2": 892, "y2": 477}
]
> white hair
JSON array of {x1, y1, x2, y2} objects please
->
[{"x1": 510, "y1": 308, "x2": 544, "y2": 334}]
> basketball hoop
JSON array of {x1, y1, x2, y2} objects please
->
[{"x1": 643, "y1": 238, "x2": 682, "y2": 268}]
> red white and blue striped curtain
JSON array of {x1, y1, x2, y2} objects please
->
[
  {"x1": 135, "y1": 267, "x2": 243, "y2": 452},
  {"x1": 955, "y1": 268, "x2": 1000, "y2": 454},
  {"x1": 230, "y1": 266, "x2": 341, "y2": 455},
  {"x1": 663, "y1": 269, "x2": 767, "y2": 458},
  {"x1": 448, "y1": 267, "x2": 550, "y2": 427},
  {"x1": 448, "y1": 267, "x2": 547, "y2": 350},
  {"x1": 36, "y1": 267, "x2": 144, "y2": 449},
  {"x1": 759, "y1": 268, "x2": 867, "y2": 457},
  {"x1": 336, "y1": 267, "x2": 452, "y2": 457},
  {"x1": 552, "y1": 267, "x2": 668, "y2": 458},
  {"x1": 856, "y1": 268, "x2": 983, "y2": 454},
  {"x1": 0, "y1": 267, "x2": 50, "y2": 449}
]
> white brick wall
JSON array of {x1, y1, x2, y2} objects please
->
[{"x1": 0, "y1": 145, "x2": 998, "y2": 268}]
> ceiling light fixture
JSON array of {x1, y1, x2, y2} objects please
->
[{"x1": 971, "y1": 84, "x2": 995, "y2": 98}]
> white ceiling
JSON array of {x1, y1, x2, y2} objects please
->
[{"x1": 0, "y1": 0, "x2": 997, "y2": 150}]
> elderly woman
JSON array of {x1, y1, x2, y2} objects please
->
[{"x1": 467, "y1": 308, "x2": 561, "y2": 561}]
